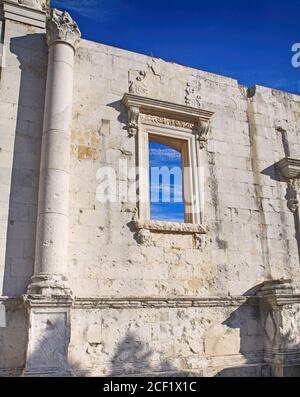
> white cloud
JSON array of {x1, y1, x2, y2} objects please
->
[{"x1": 149, "y1": 148, "x2": 181, "y2": 160}]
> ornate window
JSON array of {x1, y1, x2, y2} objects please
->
[{"x1": 122, "y1": 94, "x2": 214, "y2": 243}]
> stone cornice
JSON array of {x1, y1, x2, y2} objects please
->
[
  {"x1": 123, "y1": 94, "x2": 214, "y2": 123},
  {"x1": 46, "y1": 8, "x2": 81, "y2": 50},
  {"x1": 0, "y1": 295, "x2": 258, "y2": 309},
  {"x1": 257, "y1": 279, "x2": 300, "y2": 307},
  {"x1": 2, "y1": 0, "x2": 47, "y2": 28},
  {"x1": 3, "y1": 287, "x2": 300, "y2": 310},
  {"x1": 276, "y1": 157, "x2": 300, "y2": 179},
  {"x1": 122, "y1": 94, "x2": 214, "y2": 144},
  {"x1": 73, "y1": 296, "x2": 257, "y2": 309}
]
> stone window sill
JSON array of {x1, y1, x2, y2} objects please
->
[{"x1": 133, "y1": 219, "x2": 207, "y2": 235}]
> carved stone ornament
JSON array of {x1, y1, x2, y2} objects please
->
[
  {"x1": 11, "y1": 0, "x2": 48, "y2": 10},
  {"x1": 122, "y1": 94, "x2": 214, "y2": 143},
  {"x1": 196, "y1": 119, "x2": 211, "y2": 149},
  {"x1": 129, "y1": 70, "x2": 149, "y2": 96},
  {"x1": 46, "y1": 8, "x2": 81, "y2": 50},
  {"x1": 276, "y1": 157, "x2": 300, "y2": 179},
  {"x1": 140, "y1": 114, "x2": 194, "y2": 130},
  {"x1": 128, "y1": 106, "x2": 140, "y2": 137},
  {"x1": 274, "y1": 118, "x2": 289, "y2": 133},
  {"x1": 195, "y1": 233, "x2": 206, "y2": 249},
  {"x1": 287, "y1": 179, "x2": 299, "y2": 213},
  {"x1": 185, "y1": 80, "x2": 202, "y2": 108},
  {"x1": 136, "y1": 229, "x2": 152, "y2": 245}
]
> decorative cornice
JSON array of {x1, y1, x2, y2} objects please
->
[
  {"x1": 2, "y1": 0, "x2": 47, "y2": 28},
  {"x1": 140, "y1": 114, "x2": 195, "y2": 130},
  {"x1": 3, "y1": 289, "x2": 300, "y2": 310},
  {"x1": 23, "y1": 294, "x2": 73, "y2": 308},
  {"x1": 286, "y1": 179, "x2": 299, "y2": 213},
  {"x1": 16, "y1": 0, "x2": 46, "y2": 10},
  {"x1": 122, "y1": 94, "x2": 214, "y2": 144},
  {"x1": 276, "y1": 157, "x2": 300, "y2": 179},
  {"x1": 0, "y1": 296, "x2": 24, "y2": 309},
  {"x1": 73, "y1": 296, "x2": 257, "y2": 309},
  {"x1": 123, "y1": 94, "x2": 213, "y2": 123},
  {"x1": 257, "y1": 279, "x2": 300, "y2": 307},
  {"x1": 46, "y1": 8, "x2": 81, "y2": 50}
]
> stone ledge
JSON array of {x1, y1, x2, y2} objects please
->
[
  {"x1": 133, "y1": 219, "x2": 207, "y2": 234},
  {"x1": 73, "y1": 296, "x2": 257, "y2": 309},
  {"x1": 123, "y1": 93, "x2": 214, "y2": 123},
  {"x1": 276, "y1": 157, "x2": 300, "y2": 179},
  {"x1": 3, "y1": 0, "x2": 46, "y2": 29}
]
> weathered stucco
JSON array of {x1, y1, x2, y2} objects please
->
[{"x1": 1, "y1": 1, "x2": 300, "y2": 377}]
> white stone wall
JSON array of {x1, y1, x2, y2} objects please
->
[
  {"x1": 1, "y1": 15, "x2": 300, "y2": 376},
  {"x1": 69, "y1": 301, "x2": 264, "y2": 376},
  {"x1": 0, "y1": 19, "x2": 46, "y2": 296},
  {"x1": 69, "y1": 39, "x2": 300, "y2": 299}
]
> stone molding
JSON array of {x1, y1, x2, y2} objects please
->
[
  {"x1": 0, "y1": 295, "x2": 258, "y2": 309},
  {"x1": 2, "y1": 0, "x2": 47, "y2": 28},
  {"x1": 133, "y1": 219, "x2": 207, "y2": 234},
  {"x1": 132, "y1": 219, "x2": 207, "y2": 248},
  {"x1": 276, "y1": 157, "x2": 300, "y2": 213},
  {"x1": 122, "y1": 94, "x2": 214, "y2": 147},
  {"x1": 258, "y1": 279, "x2": 300, "y2": 376},
  {"x1": 46, "y1": 8, "x2": 81, "y2": 50},
  {"x1": 140, "y1": 113, "x2": 195, "y2": 130},
  {"x1": 74, "y1": 296, "x2": 256, "y2": 309},
  {"x1": 276, "y1": 157, "x2": 300, "y2": 179},
  {"x1": 258, "y1": 279, "x2": 300, "y2": 307},
  {"x1": 27, "y1": 274, "x2": 72, "y2": 298}
]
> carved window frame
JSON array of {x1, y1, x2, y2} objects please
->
[{"x1": 122, "y1": 94, "x2": 214, "y2": 239}]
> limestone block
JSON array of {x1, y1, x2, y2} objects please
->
[
  {"x1": 87, "y1": 324, "x2": 102, "y2": 344},
  {"x1": 204, "y1": 324, "x2": 241, "y2": 356}
]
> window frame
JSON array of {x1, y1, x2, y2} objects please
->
[
  {"x1": 122, "y1": 93, "x2": 214, "y2": 237},
  {"x1": 140, "y1": 122, "x2": 201, "y2": 225}
]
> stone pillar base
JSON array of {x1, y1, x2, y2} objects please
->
[
  {"x1": 27, "y1": 274, "x2": 72, "y2": 297},
  {"x1": 22, "y1": 295, "x2": 74, "y2": 377},
  {"x1": 258, "y1": 279, "x2": 300, "y2": 377}
]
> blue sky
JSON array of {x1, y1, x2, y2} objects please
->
[
  {"x1": 149, "y1": 142, "x2": 184, "y2": 222},
  {"x1": 51, "y1": 0, "x2": 300, "y2": 94},
  {"x1": 51, "y1": 0, "x2": 300, "y2": 222}
]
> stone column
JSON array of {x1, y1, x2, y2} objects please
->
[
  {"x1": 28, "y1": 9, "x2": 81, "y2": 296},
  {"x1": 23, "y1": 9, "x2": 80, "y2": 376},
  {"x1": 258, "y1": 280, "x2": 300, "y2": 377}
]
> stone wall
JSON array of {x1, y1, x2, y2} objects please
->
[
  {"x1": 0, "y1": 4, "x2": 300, "y2": 376},
  {"x1": 69, "y1": 39, "x2": 300, "y2": 299},
  {"x1": 0, "y1": 18, "x2": 47, "y2": 297}
]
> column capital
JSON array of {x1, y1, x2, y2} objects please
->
[{"x1": 46, "y1": 8, "x2": 81, "y2": 50}]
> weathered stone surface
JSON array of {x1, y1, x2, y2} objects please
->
[{"x1": 1, "y1": 3, "x2": 300, "y2": 377}]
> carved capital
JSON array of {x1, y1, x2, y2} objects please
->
[
  {"x1": 46, "y1": 8, "x2": 81, "y2": 50},
  {"x1": 196, "y1": 119, "x2": 211, "y2": 149},
  {"x1": 128, "y1": 106, "x2": 140, "y2": 137}
]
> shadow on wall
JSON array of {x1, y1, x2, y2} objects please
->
[
  {"x1": 2, "y1": 34, "x2": 47, "y2": 296},
  {"x1": 4, "y1": 292, "x2": 300, "y2": 377},
  {"x1": 0, "y1": 301, "x2": 27, "y2": 376},
  {"x1": 262, "y1": 162, "x2": 300, "y2": 267},
  {"x1": 108, "y1": 332, "x2": 180, "y2": 377}
]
